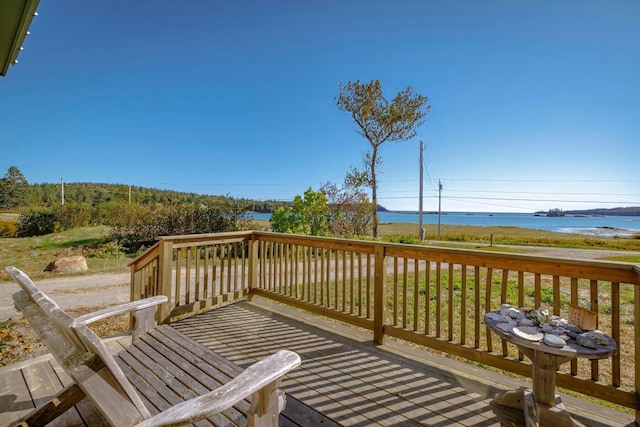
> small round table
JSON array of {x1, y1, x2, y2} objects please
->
[{"x1": 485, "y1": 312, "x2": 617, "y2": 426}]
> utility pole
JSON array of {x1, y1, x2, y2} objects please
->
[
  {"x1": 437, "y1": 179, "x2": 442, "y2": 239},
  {"x1": 61, "y1": 178, "x2": 65, "y2": 206},
  {"x1": 418, "y1": 140, "x2": 425, "y2": 240}
]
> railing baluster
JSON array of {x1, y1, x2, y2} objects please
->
[
  {"x1": 570, "y1": 277, "x2": 579, "y2": 375},
  {"x1": 553, "y1": 275, "x2": 560, "y2": 315},
  {"x1": 448, "y1": 263, "x2": 454, "y2": 342},
  {"x1": 474, "y1": 266, "x2": 480, "y2": 349},
  {"x1": 460, "y1": 265, "x2": 467, "y2": 346},
  {"x1": 335, "y1": 250, "x2": 340, "y2": 310},
  {"x1": 313, "y1": 247, "x2": 319, "y2": 304},
  {"x1": 284, "y1": 243, "x2": 289, "y2": 296},
  {"x1": 358, "y1": 253, "x2": 363, "y2": 317},
  {"x1": 425, "y1": 261, "x2": 431, "y2": 335},
  {"x1": 366, "y1": 253, "x2": 372, "y2": 319},
  {"x1": 534, "y1": 273, "x2": 541, "y2": 308},
  {"x1": 325, "y1": 248, "x2": 331, "y2": 308},
  {"x1": 485, "y1": 267, "x2": 493, "y2": 352},
  {"x1": 436, "y1": 262, "x2": 442, "y2": 338},
  {"x1": 185, "y1": 247, "x2": 191, "y2": 304},
  {"x1": 175, "y1": 247, "x2": 182, "y2": 307},
  {"x1": 413, "y1": 259, "x2": 419, "y2": 332},
  {"x1": 501, "y1": 269, "x2": 509, "y2": 357},
  {"x1": 226, "y1": 242, "x2": 232, "y2": 293},
  {"x1": 320, "y1": 248, "x2": 325, "y2": 306},
  {"x1": 517, "y1": 271, "x2": 524, "y2": 361},
  {"x1": 612, "y1": 281, "x2": 621, "y2": 387},
  {"x1": 591, "y1": 279, "x2": 599, "y2": 381},
  {"x1": 342, "y1": 250, "x2": 347, "y2": 312},
  {"x1": 393, "y1": 257, "x2": 399, "y2": 326},
  {"x1": 402, "y1": 258, "x2": 408, "y2": 329},
  {"x1": 349, "y1": 252, "x2": 354, "y2": 314},
  {"x1": 203, "y1": 246, "x2": 209, "y2": 299},
  {"x1": 195, "y1": 247, "x2": 200, "y2": 301}
]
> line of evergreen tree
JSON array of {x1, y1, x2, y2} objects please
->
[{"x1": 0, "y1": 166, "x2": 288, "y2": 212}]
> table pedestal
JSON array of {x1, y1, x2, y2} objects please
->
[{"x1": 493, "y1": 347, "x2": 584, "y2": 427}]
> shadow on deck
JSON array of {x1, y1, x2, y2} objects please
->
[
  {"x1": 1, "y1": 298, "x2": 634, "y2": 426},
  {"x1": 175, "y1": 298, "x2": 633, "y2": 426}
]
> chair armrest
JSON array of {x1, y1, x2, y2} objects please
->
[
  {"x1": 135, "y1": 349, "x2": 301, "y2": 427},
  {"x1": 74, "y1": 296, "x2": 168, "y2": 325}
]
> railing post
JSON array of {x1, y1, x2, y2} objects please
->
[
  {"x1": 373, "y1": 244, "x2": 387, "y2": 345},
  {"x1": 248, "y1": 233, "x2": 259, "y2": 301},
  {"x1": 634, "y1": 266, "x2": 640, "y2": 425},
  {"x1": 157, "y1": 238, "x2": 174, "y2": 324}
]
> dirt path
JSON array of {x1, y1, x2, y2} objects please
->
[{"x1": 0, "y1": 272, "x2": 130, "y2": 320}]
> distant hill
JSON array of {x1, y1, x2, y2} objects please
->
[
  {"x1": 22, "y1": 182, "x2": 289, "y2": 213},
  {"x1": 536, "y1": 207, "x2": 640, "y2": 216}
]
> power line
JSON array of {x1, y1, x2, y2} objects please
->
[
  {"x1": 443, "y1": 178, "x2": 640, "y2": 183},
  {"x1": 382, "y1": 189, "x2": 640, "y2": 197},
  {"x1": 376, "y1": 195, "x2": 640, "y2": 204},
  {"x1": 443, "y1": 189, "x2": 640, "y2": 197},
  {"x1": 443, "y1": 196, "x2": 640, "y2": 204}
]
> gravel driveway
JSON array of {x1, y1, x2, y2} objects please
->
[{"x1": 0, "y1": 272, "x2": 130, "y2": 320}]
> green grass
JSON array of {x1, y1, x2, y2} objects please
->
[
  {"x1": 603, "y1": 255, "x2": 640, "y2": 263},
  {"x1": 378, "y1": 223, "x2": 640, "y2": 251},
  {"x1": 0, "y1": 226, "x2": 131, "y2": 281},
  {"x1": 0, "y1": 321, "x2": 17, "y2": 330}
]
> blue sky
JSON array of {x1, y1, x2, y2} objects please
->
[{"x1": 2, "y1": 1, "x2": 638, "y2": 212}]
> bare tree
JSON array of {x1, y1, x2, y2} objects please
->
[{"x1": 336, "y1": 79, "x2": 430, "y2": 237}]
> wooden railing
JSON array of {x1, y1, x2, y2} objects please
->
[
  {"x1": 129, "y1": 232, "x2": 254, "y2": 322},
  {"x1": 130, "y1": 231, "x2": 640, "y2": 419}
]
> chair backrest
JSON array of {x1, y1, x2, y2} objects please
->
[
  {"x1": 7, "y1": 266, "x2": 87, "y2": 356},
  {"x1": 6, "y1": 266, "x2": 150, "y2": 425}
]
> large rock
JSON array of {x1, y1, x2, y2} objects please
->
[{"x1": 44, "y1": 255, "x2": 88, "y2": 273}]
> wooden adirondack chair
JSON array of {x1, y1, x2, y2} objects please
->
[{"x1": 5, "y1": 266, "x2": 301, "y2": 427}]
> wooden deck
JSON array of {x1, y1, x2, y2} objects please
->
[{"x1": 1, "y1": 299, "x2": 635, "y2": 426}]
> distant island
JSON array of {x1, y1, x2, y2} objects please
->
[{"x1": 535, "y1": 207, "x2": 640, "y2": 217}]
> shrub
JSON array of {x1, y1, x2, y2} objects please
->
[
  {"x1": 110, "y1": 203, "x2": 244, "y2": 253},
  {"x1": 16, "y1": 208, "x2": 60, "y2": 237},
  {"x1": 0, "y1": 221, "x2": 17, "y2": 237},
  {"x1": 383, "y1": 234, "x2": 420, "y2": 245},
  {"x1": 57, "y1": 203, "x2": 92, "y2": 229}
]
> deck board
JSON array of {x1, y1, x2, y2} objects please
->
[{"x1": 0, "y1": 367, "x2": 35, "y2": 421}]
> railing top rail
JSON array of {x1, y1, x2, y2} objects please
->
[
  {"x1": 252, "y1": 231, "x2": 377, "y2": 254},
  {"x1": 128, "y1": 242, "x2": 160, "y2": 268},
  {"x1": 157, "y1": 230, "x2": 254, "y2": 244},
  {"x1": 384, "y1": 244, "x2": 640, "y2": 284}
]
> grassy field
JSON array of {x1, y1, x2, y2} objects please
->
[
  {"x1": 379, "y1": 222, "x2": 640, "y2": 251},
  {"x1": 0, "y1": 226, "x2": 130, "y2": 281}
]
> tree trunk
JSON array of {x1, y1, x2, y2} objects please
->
[{"x1": 371, "y1": 147, "x2": 379, "y2": 238}]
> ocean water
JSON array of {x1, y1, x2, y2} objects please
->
[{"x1": 250, "y1": 211, "x2": 640, "y2": 237}]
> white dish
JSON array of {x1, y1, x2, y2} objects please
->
[{"x1": 512, "y1": 326, "x2": 543, "y2": 342}]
